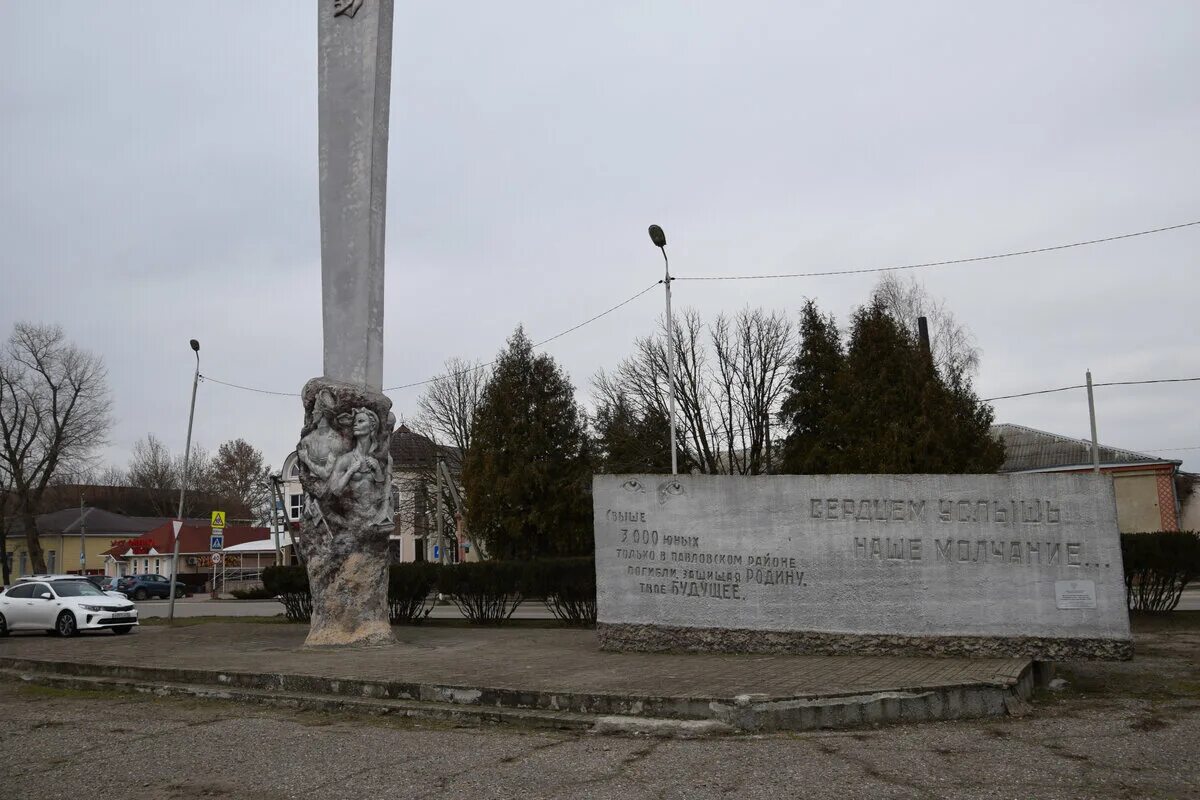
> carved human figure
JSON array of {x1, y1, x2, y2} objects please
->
[
  {"x1": 297, "y1": 388, "x2": 346, "y2": 499},
  {"x1": 326, "y1": 407, "x2": 391, "y2": 522}
]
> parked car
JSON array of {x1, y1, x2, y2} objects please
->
[
  {"x1": 0, "y1": 579, "x2": 138, "y2": 636},
  {"x1": 93, "y1": 576, "x2": 126, "y2": 594},
  {"x1": 118, "y1": 574, "x2": 186, "y2": 601}
]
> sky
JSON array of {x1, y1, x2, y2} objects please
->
[{"x1": 1, "y1": 1, "x2": 1197, "y2": 474}]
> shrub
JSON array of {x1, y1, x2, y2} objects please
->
[
  {"x1": 387, "y1": 562, "x2": 439, "y2": 623},
  {"x1": 230, "y1": 585, "x2": 277, "y2": 600},
  {"x1": 525, "y1": 557, "x2": 596, "y2": 626},
  {"x1": 1121, "y1": 531, "x2": 1200, "y2": 612},
  {"x1": 436, "y1": 561, "x2": 528, "y2": 624},
  {"x1": 263, "y1": 564, "x2": 439, "y2": 624},
  {"x1": 262, "y1": 565, "x2": 311, "y2": 622}
]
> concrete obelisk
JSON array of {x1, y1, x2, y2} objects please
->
[{"x1": 295, "y1": 0, "x2": 396, "y2": 647}]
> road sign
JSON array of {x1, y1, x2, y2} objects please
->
[
  {"x1": 210, "y1": 534, "x2": 224, "y2": 551},
  {"x1": 433, "y1": 545, "x2": 440, "y2": 560},
  {"x1": 211, "y1": 511, "x2": 226, "y2": 528},
  {"x1": 211, "y1": 552, "x2": 223, "y2": 565}
]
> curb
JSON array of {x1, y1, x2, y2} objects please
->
[{"x1": 0, "y1": 656, "x2": 1034, "y2": 736}]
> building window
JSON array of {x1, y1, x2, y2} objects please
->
[
  {"x1": 143, "y1": 559, "x2": 149, "y2": 572},
  {"x1": 19, "y1": 552, "x2": 27, "y2": 576},
  {"x1": 289, "y1": 462, "x2": 301, "y2": 479},
  {"x1": 392, "y1": 484, "x2": 402, "y2": 512},
  {"x1": 47, "y1": 550, "x2": 56, "y2": 573},
  {"x1": 154, "y1": 558, "x2": 161, "y2": 574},
  {"x1": 290, "y1": 493, "x2": 304, "y2": 520}
]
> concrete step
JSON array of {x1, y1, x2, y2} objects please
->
[
  {"x1": 0, "y1": 656, "x2": 1033, "y2": 735},
  {"x1": 2, "y1": 668, "x2": 734, "y2": 738}
]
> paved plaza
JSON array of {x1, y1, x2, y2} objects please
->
[{"x1": 0, "y1": 622, "x2": 1024, "y2": 704}]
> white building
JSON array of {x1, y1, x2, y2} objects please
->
[{"x1": 279, "y1": 424, "x2": 465, "y2": 564}]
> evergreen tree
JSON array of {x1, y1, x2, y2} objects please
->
[
  {"x1": 778, "y1": 300, "x2": 1003, "y2": 474},
  {"x1": 778, "y1": 301, "x2": 844, "y2": 473},
  {"x1": 462, "y1": 328, "x2": 592, "y2": 559},
  {"x1": 593, "y1": 392, "x2": 677, "y2": 474}
]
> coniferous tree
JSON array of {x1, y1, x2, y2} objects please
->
[
  {"x1": 593, "y1": 392, "x2": 678, "y2": 474},
  {"x1": 778, "y1": 301, "x2": 844, "y2": 473},
  {"x1": 462, "y1": 328, "x2": 592, "y2": 559},
  {"x1": 778, "y1": 300, "x2": 1003, "y2": 474}
]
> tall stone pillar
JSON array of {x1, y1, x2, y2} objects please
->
[{"x1": 296, "y1": 0, "x2": 396, "y2": 647}]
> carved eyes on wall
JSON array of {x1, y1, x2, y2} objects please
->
[
  {"x1": 620, "y1": 477, "x2": 686, "y2": 502},
  {"x1": 333, "y1": 0, "x2": 364, "y2": 18},
  {"x1": 657, "y1": 479, "x2": 685, "y2": 504}
]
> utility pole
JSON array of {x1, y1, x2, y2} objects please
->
[
  {"x1": 168, "y1": 339, "x2": 201, "y2": 624},
  {"x1": 435, "y1": 460, "x2": 446, "y2": 564},
  {"x1": 648, "y1": 224, "x2": 678, "y2": 474},
  {"x1": 78, "y1": 494, "x2": 86, "y2": 575},
  {"x1": 1086, "y1": 370, "x2": 1101, "y2": 475}
]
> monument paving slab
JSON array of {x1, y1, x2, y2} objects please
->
[{"x1": 0, "y1": 623, "x2": 1026, "y2": 704}]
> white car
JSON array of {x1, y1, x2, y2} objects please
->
[{"x1": 0, "y1": 578, "x2": 139, "y2": 636}]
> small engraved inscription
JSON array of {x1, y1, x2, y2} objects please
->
[{"x1": 1055, "y1": 580, "x2": 1098, "y2": 609}]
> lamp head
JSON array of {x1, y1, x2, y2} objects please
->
[
  {"x1": 648, "y1": 224, "x2": 666, "y2": 248},
  {"x1": 189, "y1": 339, "x2": 200, "y2": 352}
]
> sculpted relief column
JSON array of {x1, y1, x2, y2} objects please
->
[{"x1": 296, "y1": 0, "x2": 396, "y2": 647}]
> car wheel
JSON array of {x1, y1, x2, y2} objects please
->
[
  {"x1": 0, "y1": 612, "x2": 8, "y2": 637},
  {"x1": 56, "y1": 611, "x2": 78, "y2": 637},
  {"x1": 133, "y1": 588, "x2": 148, "y2": 601},
  {"x1": 112, "y1": 625, "x2": 134, "y2": 635},
  {"x1": 174, "y1": 587, "x2": 185, "y2": 599}
]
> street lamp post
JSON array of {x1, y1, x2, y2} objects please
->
[
  {"x1": 648, "y1": 225, "x2": 678, "y2": 475},
  {"x1": 167, "y1": 339, "x2": 201, "y2": 624}
]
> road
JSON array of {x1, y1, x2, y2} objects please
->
[
  {"x1": 137, "y1": 597, "x2": 554, "y2": 619},
  {"x1": 140, "y1": 587, "x2": 1200, "y2": 617},
  {"x1": 2, "y1": 677, "x2": 1197, "y2": 799}
]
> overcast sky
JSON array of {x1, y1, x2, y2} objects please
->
[{"x1": 1, "y1": 1, "x2": 1197, "y2": 475}]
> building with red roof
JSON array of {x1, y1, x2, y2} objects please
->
[{"x1": 102, "y1": 522, "x2": 271, "y2": 578}]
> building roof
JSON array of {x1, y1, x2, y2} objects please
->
[
  {"x1": 102, "y1": 523, "x2": 270, "y2": 558},
  {"x1": 389, "y1": 425, "x2": 461, "y2": 471},
  {"x1": 15, "y1": 484, "x2": 250, "y2": 520},
  {"x1": 991, "y1": 423, "x2": 1181, "y2": 473},
  {"x1": 222, "y1": 532, "x2": 293, "y2": 553},
  {"x1": 31, "y1": 506, "x2": 207, "y2": 537}
]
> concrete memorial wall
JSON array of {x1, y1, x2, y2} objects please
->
[{"x1": 594, "y1": 474, "x2": 1133, "y2": 660}]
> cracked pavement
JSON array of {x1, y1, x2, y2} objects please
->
[{"x1": 2, "y1": 613, "x2": 1198, "y2": 799}]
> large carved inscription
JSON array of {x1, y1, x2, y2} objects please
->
[{"x1": 594, "y1": 474, "x2": 1131, "y2": 645}]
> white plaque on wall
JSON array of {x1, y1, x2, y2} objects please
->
[{"x1": 1055, "y1": 579, "x2": 1098, "y2": 610}]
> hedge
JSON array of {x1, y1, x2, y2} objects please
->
[
  {"x1": 262, "y1": 558, "x2": 597, "y2": 626},
  {"x1": 388, "y1": 562, "x2": 439, "y2": 623},
  {"x1": 524, "y1": 557, "x2": 596, "y2": 626},
  {"x1": 1120, "y1": 531, "x2": 1200, "y2": 612},
  {"x1": 435, "y1": 561, "x2": 529, "y2": 624}
]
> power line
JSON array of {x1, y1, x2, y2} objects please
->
[
  {"x1": 199, "y1": 375, "x2": 299, "y2": 397},
  {"x1": 200, "y1": 281, "x2": 663, "y2": 398},
  {"x1": 675, "y1": 219, "x2": 1200, "y2": 282},
  {"x1": 984, "y1": 376, "x2": 1200, "y2": 400}
]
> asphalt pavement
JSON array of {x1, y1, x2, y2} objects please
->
[
  {"x1": 139, "y1": 587, "x2": 1200, "y2": 617},
  {"x1": 137, "y1": 597, "x2": 553, "y2": 619},
  {"x1": 2, "y1": 678, "x2": 1197, "y2": 799}
]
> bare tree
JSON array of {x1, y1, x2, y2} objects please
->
[
  {"x1": 710, "y1": 308, "x2": 794, "y2": 474},
  {"x1": 127, "y1": 434, "x2": 214, "y2": 518},
  {"x1": 595, "y1": 307, "x2": 794, "y2": 475},
  {"x1": 0, "y1": 323, "x2": 111, "y2": 574},
  {"x1": 210, "y1": 438, "x2": 271, "y2": 520},
  {"x1": 415, "y1": 358, "x2": 489, "y2": 455},
  {"x1": 127, "y1": 434, "x2": 177, "y2": 516},
  {"x1": 872, "y1": 274, "x2": 980, "y2": 378}
]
